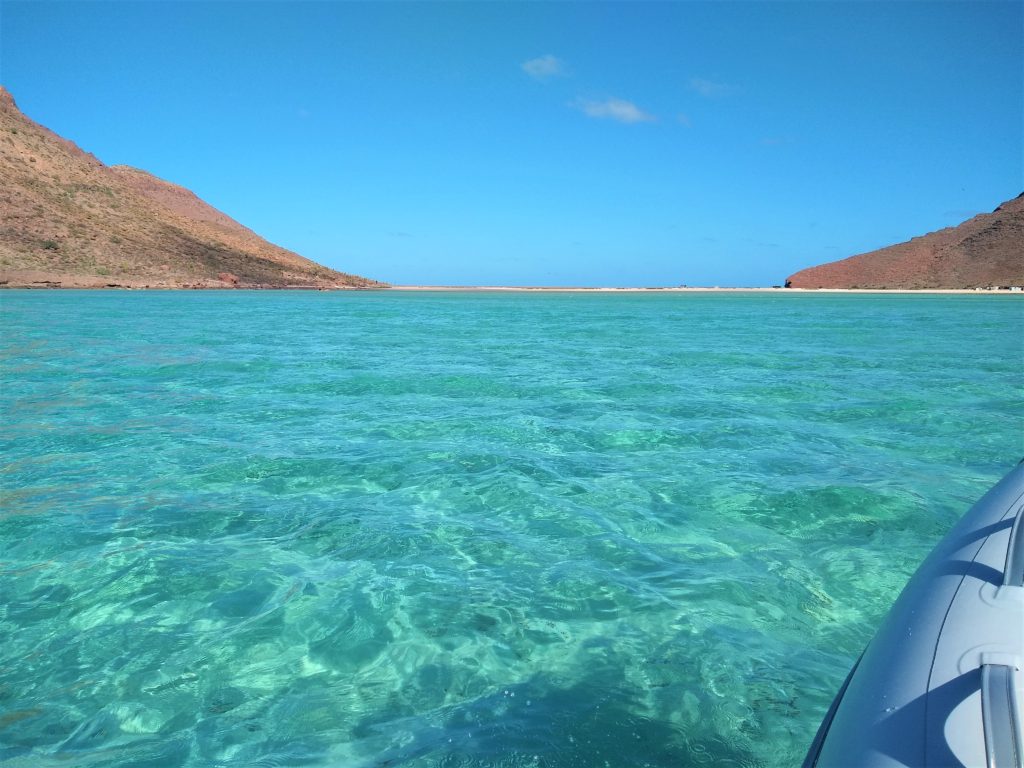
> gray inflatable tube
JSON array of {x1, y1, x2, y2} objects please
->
[{"x1": 804, "y1": 462, "x2": 1024, "y2": 768}]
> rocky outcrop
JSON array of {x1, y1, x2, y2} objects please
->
[
  {"x1": 787, "y1": 195, "x2": 1024, "y2": 289},
  {"x1": 0, "y1": 86, "x2": 383, "y2": 289}
]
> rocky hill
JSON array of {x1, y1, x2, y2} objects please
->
[
  {"x1": 787, "y1": 195, "x2": 1024, "y2": 289},
  {"x1": 0, "y1": 86, "x2": 382, "y2": 289}
]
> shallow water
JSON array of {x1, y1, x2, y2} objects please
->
[{"x1": 1, "y1": 290, "x2": 1021, "y2": 767}]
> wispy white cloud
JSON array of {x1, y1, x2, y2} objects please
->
[
  {"x1": 677, "y1": 113, "x2": 692, "y2": 127},
  {"x1": 522, "y1": 54, "x2": 566, "y2": 80},
  {"x1": 572, "y1": 97, "x2": 655, "y2": 124},
  {"x1": 688, "y1": 77, "x2": 736, "y2": 98}
]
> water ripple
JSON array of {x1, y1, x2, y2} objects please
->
[{"x1": 1, "y1": 290, "x2": 1021, "y2": 767}]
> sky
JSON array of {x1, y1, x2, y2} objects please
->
[{"x1": 1, "y1": 1, "x2": 1021, "y2": 287}]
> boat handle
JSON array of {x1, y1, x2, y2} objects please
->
[
  {"x1": 1004, "y1": 505, "x2": 1024, "y2": 588},
  {"x1": 981, "y1": 663, "x2": 1023, "y2": 768}
]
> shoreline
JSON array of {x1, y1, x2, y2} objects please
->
[
  {"x1": 0, "y1": 283, "x2": 1018, "y2": 294},
  {"x1": 383, "y1": 285, "x2": 1016, "y2": 294}
]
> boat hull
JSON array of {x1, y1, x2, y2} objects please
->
[{"x1": 805, "y1": 462, "x2": 1024, "y2": 767}]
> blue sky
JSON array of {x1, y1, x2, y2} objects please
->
[{"x1": 2, "y1": 2, "x2": 1021, "y2": 286}]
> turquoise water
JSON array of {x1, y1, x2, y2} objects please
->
[{"x1": 1, "y1": 290, "x2": 1021, "y2": 767}]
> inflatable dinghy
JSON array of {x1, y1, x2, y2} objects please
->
[{"x1": 804, "y1": 461, "x2": 1024, "y2": 768}]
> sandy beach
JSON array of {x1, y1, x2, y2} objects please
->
[
  {"x1": 1, "y1": 277, "x2": 1016, "y2": 294},
  {"x1": 384, "y1": 285, "x2": 1014, "y2": 294}
]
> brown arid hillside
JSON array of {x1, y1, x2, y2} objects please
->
[
  {"x1": 787, "y1": 194, "x2": 1024, "y2": 289},
  {"x1": 0, "y1": 86, "x2": 383, "y2": 289}
]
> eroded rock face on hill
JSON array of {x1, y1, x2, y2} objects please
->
[
  {"x1": 787, "y1": 195, "x2": 1024, "y2": 289},
  {"x1": 0, "y1": 86, "x2": 383, "y2": 289}
]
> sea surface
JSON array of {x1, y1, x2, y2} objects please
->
[{"x1": 1, "y1": 290, "x2": 1021, "y2": 768}]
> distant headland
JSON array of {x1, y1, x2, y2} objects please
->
[
  {"x1": 785, "y1": 194, "x2": 1023, "y2": 290},
  {"x1": 0, "y1": 86, "x2": 382, "y2": 290}
]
